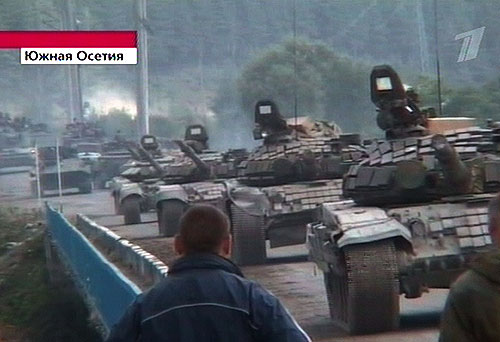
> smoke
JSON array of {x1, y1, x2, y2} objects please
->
[{"x1": 84, "y1": 87, "x2": 137, "y2": 116}]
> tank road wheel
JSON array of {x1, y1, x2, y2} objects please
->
[
  {"x1": 122, "y1": 197, "x2": 141, "y2": 225},
  {"x1": 158, "y1": 200, "x2": 186, "y2": 237},
  {"x1": 230, "y1": 204, "x2": 266, "y2": 266},
  {"x1": 324, "y1": 240, "x2": 400, "y2": 334}
]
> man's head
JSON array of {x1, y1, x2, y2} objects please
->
[
  {"x1": 488, "y1": 193, "x2": 500, "y2": 247},
  {"x1": 174, "y1": 205, "x2": 232, "y2": 258}
]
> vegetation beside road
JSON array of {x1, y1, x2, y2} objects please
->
[{"x1": 0, "y1": 208, "x2": 101, "y2": 342}]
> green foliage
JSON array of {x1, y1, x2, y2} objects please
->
[
  {"x1": 1, "y1": 0, "x2": 500, "y2": 138},
  {"x1": 0, "y1": 209, "x2": 100, "y2": 342},
  {"x1": 0, "y1": 207, "x2": 40, "y2": 255},
  {"x1": 416, "y1": 76, "x2": 500, "y2": 123},
  {"x1": 96, "y1": 109, "x2": 136, "y2": 138},
  {"x1": 0, "y1": 236, "x2": 101, "y2": 342},
  {"x1": 237, "y1": 39, "x2": 373, "y2": 134}
]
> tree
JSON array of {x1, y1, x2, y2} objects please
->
[{"x1": 237, "y1": 39, "x2": 374, "y2": 134}]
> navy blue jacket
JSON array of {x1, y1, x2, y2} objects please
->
[{"x1": 106, "y1": 253, "x2": 311, "y2": 342}]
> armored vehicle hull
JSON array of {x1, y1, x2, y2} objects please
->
[
  {"x1": 307, "y1": 195, "x2": 494, "y2": 333},
  {"x1": 307, "y1": 65, "x2": 500, "y2": 334},
  {"x1": 154, "y1": 178, "x2": 344, "y2": 264},
  {"x1": 31, "y1": 158, "x2": 92, "y2": 196},
  {"x1": 0, "y1": 148, "x2": 34, "y2": 174}
]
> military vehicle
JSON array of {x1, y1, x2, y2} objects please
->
[
  {"x1": 306, "y1": 65, "x2": 498, "y2": 334},
  {"x1": 0, "y1": 114, "x2": 50, "y2": 173},
  {"x1": 110, "y1": 134, "x2": 173, "y2": 224},
  {"x1": 80, "y1": 138, "x2": 135, "y2": 189},
  {"x1": 30, "y1": 145, "x2": 93, "y2": 196},
  {"x1": 138, "y1": 127, "x2": 248, "y2": 228},
  {"x1": 62, "y1": 120, "x2": 105, "y2": 150},
  {"x1": 153, "y1": 100, "x2": 365, "y2": 265}
]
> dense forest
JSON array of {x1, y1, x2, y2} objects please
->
[{"x1": 0, "y1": 0, "x2": 499, "y2": 147}]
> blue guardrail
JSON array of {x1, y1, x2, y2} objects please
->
[{"x1": 46, "y1": 204, "x2": 141, "y2": 332}]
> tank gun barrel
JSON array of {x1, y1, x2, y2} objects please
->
[
  {"x1": 126, "y1": 145, "x2": 143, "y2": 161},
  {"x1": 431, "y1": 134, "x2": 472, "y2": 193},
  {"x1": 174, "y1": 140, "x2": 211, "y2": 176},
  {"x1": 136, "y1": 146, "x2": 166, "y2": 177}
]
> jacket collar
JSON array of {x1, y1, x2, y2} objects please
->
[
  {"x1": 472, "y1": 250, "x2": 500, "y2": 285},
  {"x1": 168, "y1": 253, "x2": 244, "y2": 278}
]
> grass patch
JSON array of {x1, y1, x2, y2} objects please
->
[
  {"x1": 0, "y1": 208, "x2": 102, "y2": 342},
  {"x1": 0, "y1": 207, "x2": 40, "y2": 255}
]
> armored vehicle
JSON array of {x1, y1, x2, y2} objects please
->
[
  {"x1": 0, "y1": 115, "x2": 50, "y2": 173},
  {"x1": 110, "y1": 134, "x2": 174, "y2": 224},
  {"x1": 30, "y1": 145, "x2": 92, "y2": 196},
  {"x1": 80, "y1": 137, "x2": 135, "y2": 189},
  {"x1": 307, "y1": 65, "x2": 499, "y2": 334},
  {"x1": 153, "y1": 100, "x2": 365, "y2": 265},
  {"x1": 62, "y1": 120, "x2": 105, "y2": 150},
  {"x1": 110, "y1": 130, "x2": 240, "y2": 225},
  {"x1": 141, "y1": 127, "x2": 248, "y2": 229}
]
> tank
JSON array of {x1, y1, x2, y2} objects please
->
[
  {"x1": 62, "y1": 119, "x2": 105, "y2": 149},
  {"x1": 143, "y1": 127, "x2": 248, "y2": 231},
  {"x1": 111, "y1": 130, "x2": 246, "y2": 225},
  {"x1": 86, "y1": 136, "x2": 137, "y2": 189},
  {"x1": 306, "y1": 65, "x2": 499, "y2": 334},
  {"x1": 0, "y1": 114, "x2": 50, "y2": 173},
  {"x1": 153, "y1": 100, "x2": 366, "y2": 265},
  {"x1": 30, "y1": 145, "x2": 93, "y2": 196},
  {"x1": 109, "y1": 134, "x2": 176, "y2": 224}
]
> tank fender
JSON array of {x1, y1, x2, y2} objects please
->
[
  {"x1": 331, "y1": 206, "x2": 412, "y2": 249},
  {"x1": 118, "y1": 183, "x2": 144, "y2": 203},
  {"x1": 224, "y1": 180, "x2": 270, "y2": 217},
  {"x1": 154, "y1": 184, "x2": 188, "y2": 208}
]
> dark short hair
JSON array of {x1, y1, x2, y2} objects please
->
[{"x1": 178, "y1": 205, "x2": 230, "y2": 254}]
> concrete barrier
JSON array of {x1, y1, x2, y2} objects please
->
[
  {"x1": 45, "y1": 205, "x2": 142, "y2": 334},
  {"x1": 76, "y1": 214, "x2": 168, "y2": 284}
]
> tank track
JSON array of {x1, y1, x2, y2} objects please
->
[
  {"x1": 324, "y1": 240, "x2": 399, "y2": 333},
  {"x1": 230, "y1": 204, "x2": 266, "y2": 265}
]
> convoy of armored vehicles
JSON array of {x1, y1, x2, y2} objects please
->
[
  {"x1": 110, "y1": 126, "x2": 248, "y2": 225},
  {"x1": 14, "y1": 61, "x2": 499, "y2": 336},
  {"x1": 146, "y1": 100, "x2": 366, "y2": 265},
  {"x1": 307, "y1": 65, "x2": 498, "y2": 334}
]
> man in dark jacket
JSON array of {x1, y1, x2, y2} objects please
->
[
  {"x1": 439, "y1": 194, "x2": 500, "y2": 342},
  {"x1": 106, "y1": 204, "x2": 311, "y2": 342}
]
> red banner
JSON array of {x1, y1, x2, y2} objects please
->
[{"x1": 0, "y1": 31, "x2": 137, "y2": 49}]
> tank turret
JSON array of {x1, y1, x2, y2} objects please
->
[
  {"x1": 371, "y1": 65, "x2": 428, "y2": 139},
  {"x1": 184, "y1": 124, "x2": 208, "y2": 153},
  {"x1": 238, "y1": 100, "x2": 365, "y2": 186},
  {"x1": 174, "y1": 140, "x2": 211, "y2": 176},
  {"x1": 140, "y1": 134, "x2": 159, "y2": 152},
  {"x1": 252, "y1": 100, "x2": 290, "y2": 143}
]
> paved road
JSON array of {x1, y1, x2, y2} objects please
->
[{"x1": 1, "y1": 172, "x2": 443, "y2": 341}]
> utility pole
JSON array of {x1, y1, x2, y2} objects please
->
[
  {"x1": 135, "y1": 0, "x2": 149, "y2": 136},
  {"x1": 34, "y1": 0, "x2": 44, "y2": 123},
  {"x1": 416, "y1": 0, "x2": 430, "y2": 73},
  {"x1": 61, "y1": 0, "x2": 83, "y2": 122}
]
